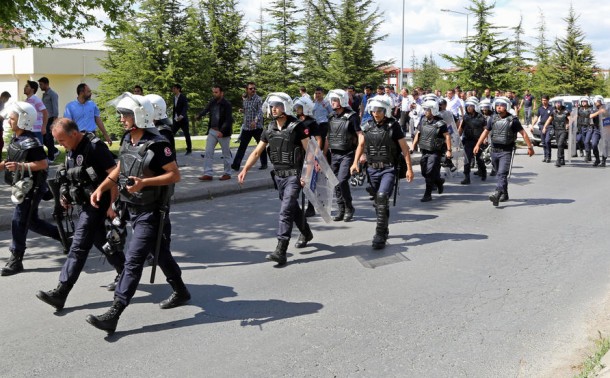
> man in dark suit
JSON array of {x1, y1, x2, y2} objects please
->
[{"x1": 171, "y1": 84, "x2": 192, "y2": 155}]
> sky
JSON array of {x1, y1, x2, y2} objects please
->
[{"x1": 60, "y1": 0, "x2": 610, "y2": 69}]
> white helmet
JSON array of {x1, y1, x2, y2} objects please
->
[
  {"x1": 115, "y1": 93, "x2": 155, "y2": 128},
  {"x1": 293, "y1": 96, "x2": 314, "y2": 116},
  {"x1": 422, "y1": 94, "x2": 439, "y2": 104},
  {"x1": 479, "y1": 98, "x2": 491, "y2": 110},
  {"x1": 422, "y1": 99, "x2": 440, "y2": 116},
  {"x1": 493, "y1": 96, "x2": 512, "y2": 110},
  {"x1": 367, "y1": 95, "x2": 393, "y2": 116},
  {"x1": 465, "y1": 97, "x2": 480, "y2": 113},
  {"x1": 593, "y1": 95, "x2": 605, "y2": 105},
  {"x1": 2, "y1": 101, "x2": 37, "y2": 130},
  {"x1": 263, "y1": 92, "x2": 294, "y2": 118},
  {"x1": 579, "y1": 96, "x2": 592, "y2": 106},
  {"x1": 326, "y1": 89, "x2": 349, "y2": 108},
  {"x1": 144, "y1": 94, "x2": 169, "y2": 121}
]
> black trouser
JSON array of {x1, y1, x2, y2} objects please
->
[
  {"x1": 463, "y1": 140, "x2": 484, "y2": 175},
  {"x1": 420, "y1": 151, "x2": 443, "y2": 189},
  {"x1": 555, "y1": 130, "x2": 568, "y2": 160},
  {"x1": 275, "y1": 175, "x2": 309, "y2": 240},
  {"x1": 233, "y1": 128, "x2": 267, "y2": 168},
  {"x1": 172, "y1": 120, "x2": 192, "y2": 152},
  {"x1": 330, "y1": 150, "x2": 354, "y2": 208},
  {"x1": 43, "y1": 117, "x2": 59, "y2": 157}
]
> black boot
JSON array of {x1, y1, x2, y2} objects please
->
[
  {"x1": 1, "y1": 250, "x2": 24, "y2": 276},
  {"x1": 601, "y1": 157, "x2": 607, "y2": 167},
  {"x1": 343, "y1": 204, "x2": 355, "y2": 222},
  {"x1": 586, "y1": 152, "x2": 591, "y2": 162},
  {"x1": 555, "y1": 159, "x2": 561, "y2": 167},
  {"x1": 333, "y1": 204, "x2": 345, "y2": 221},
  {"x1": 489, "y1": 190, "x2": 502, "y2": 206},
  {"x1": 294, "y1": 226, "x2": 313, "y2": 248},
  {"x1": 372, "y1": 193, "x2": 389, "y2": 249},
  {"x1": 86, "y1": 300, "x2": 126, "y2": 334},
  {"x1": 266, "y1": 240, "x2": 289, "y2": 265},
  {"x1": 304, "y1": 202, "x2": 315, "y2": 217},
  {"x1": 36, "y1": 282, "x2": 73, "y2": 311},
  {"x1": 499, "y1": 192, "x2": 509, "y2": 202},
  {"x1": 421, "y1": 186, "x2": 433, "y2": 202},
  {"x1": 160, "y1": 277, "x2": 191, "y2": 309},
  {"x1": 560, "y1": 157, "x2": 565, "y2": 166},
  {"x1": 437, "y1": 178, "x2": 445, "y2": 194},
  {"x1": 593, "y1": 153, "x2": 601, "y2": 167},
  {"x1": 480, "y1": 167, "x2": 487, "y2": 181},
  {"x1": 460, "y1": 174, "x2": 471, "y2": 185}
]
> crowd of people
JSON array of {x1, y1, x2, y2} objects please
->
[{"x1": 0, "y1": 79, "x2": 607, "y2": 334}]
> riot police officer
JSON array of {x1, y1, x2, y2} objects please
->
[
  {"x1": 474, "y1": 97, "x2": 535, "y2": 206},
  {"x1": 412, "y1": 98, "x2": 452, "y2": 202},
  {"x1": 326, "y1": 89, "x2": 362, "y2": 221},
  {"x1": 589, "y1": 96, "x2": 605, "y2": 166},
  {"x1": 542, "y1": 101, "x2": 570, "y2": 167},
  {"x1": 351, "y1": 95, "x2": 414, "y2": 249},
  {"x1": 0, "y1": 102, "x2": 60, "y2": 276},
  {"x1": 293, "y1": 96, "x2": 320, "y2": 218},
  {"x1": 86, "y1": 94, "x2": 190, "y2": 334},
  {"x1": 459, "y1": 97, "x2": 487, "y2": 184},
  {"x1": 36, "y1": 118, "x2": 125, "y2": 311},
  {"x1": 145, "y1": 94, "x2": 175, "y2": 152},
  {"x1": 238, "y1": 92, "x2": 312, "y2": 266},
  {"x1": 578, "y1": 97, "x2": 594, "y2": 162}
]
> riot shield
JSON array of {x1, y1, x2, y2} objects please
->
[
  {"x1": 601, "y1": 104, "x2": 610, "y2": 160},
  {"x1": 568, "y1": 108, "x2": 578, "y2": 162},
  {"x1": 301, "y1": 137, "x2": 339, "y2": 223}
]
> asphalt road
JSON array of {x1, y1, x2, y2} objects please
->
[{"x1": 1, "y1": 149, "x2": 609, "y2": 377}]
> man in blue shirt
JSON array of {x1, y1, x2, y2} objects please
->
[{"x1": 64, "y1": 83, "x2": 112, "y2": 145}]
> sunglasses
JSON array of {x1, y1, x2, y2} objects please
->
[{"x1": 248, "y1": 87, "x2": 256, "y2": 91}]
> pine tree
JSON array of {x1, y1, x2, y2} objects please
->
[
  {"x1": 265, "y1": 0, "x2": 302, "y2": 92},
  {"x1": 530, "y1": 9, "x2": 558, "y2": 98},
  {"x1": 550, "y1": 4, "x2": 601, "y2": 95},
  {"x1": 505, "y1": 15, "x2": 530, "y2": 93},
  {"x1": 300, "y1": 0, "x2": 332, "y2": 92},
  {"x1": 441, "y1": 0, "x2": 512, "y2": 92},
  {"x1": 414, "y1": 54, "x2": 441, "y2": 91}
]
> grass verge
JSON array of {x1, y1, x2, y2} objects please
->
[{"x1": 574, "y1": 333, "x2": 610, "y2": 378}]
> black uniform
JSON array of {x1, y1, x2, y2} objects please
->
[
  {"x1": 262, "y1": 115, "x2": 312, "y2": 265},
  {"x1": 461, "y1": 111, "x2": 487, "y2": 182},
  {"x1": 362, "y1": 116, "x2": 405, "y2": 248},
  {"x1": 486, "y1": 113, "x2": 523, "y2": 204},
  {"x1": 417, "y1": 115, "x2": 448, "y2": 201},
  {"x1": 328, "y1": 108, "x2": 360, "y2": 221},
  {"x1": 550, "y1": 108, "x2": 569, "y2": 166},
  {"x1": 2, "y1": 131, "x2": 60, "y2": 276}
]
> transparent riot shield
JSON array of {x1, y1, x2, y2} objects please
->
[
  {"x1": 301, "y1": 137, "x2": 339, "y2": 223},
  {"x1": 568, "y1": 108, "x2": 578, "y2": 163},
  {"x1": 601, "y1": 104, "x2": 610, "y2": 161}
]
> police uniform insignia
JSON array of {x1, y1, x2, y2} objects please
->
[
  {"x1": 164, "y1": 147, "x2": 172, "y2": 157},
  {"x1": 304, "y1": 128, "x2": 309, "y2": 136},
  {"x1": 76, "y1": 155, "x2": 84, "y2": 166}
]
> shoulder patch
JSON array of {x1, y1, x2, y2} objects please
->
[
  {"x1": 304, "y1": 128, "x2": 309, "y2": 136},
  {"x1": 76, "y1": 155, "x2": 84, "y2": 166},
  {"x1": 164, "y1": 147, "x2": 172, "y2": 157}
]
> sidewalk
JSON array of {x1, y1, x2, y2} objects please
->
[{"x1": 0, "y1": 138, "x2": 422, "y2": 231}]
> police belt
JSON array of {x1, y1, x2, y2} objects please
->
[
  {"x1": 420, "y1": 149, "x2": 441, "y2": 155},
  {"x1": 369, "y1": 162, "x2": 394, "y2": 169},
  {"x1": 490, "y1": 147, "x2": 513, "y2": 153},
  {"x1": 126, "y1": 202, "x2": 160, "y2": 214},
  {"x1": 273, "y1": 168, "x2": 298, "y2": 178}
]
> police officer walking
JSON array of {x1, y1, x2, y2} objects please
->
[
  {"x1": 0, "y1": 102, "x2": 60, "y2": 276},
  {"x1": 589, "y1": 96, "x2": 606, "y2": 166},
  {"x1": 412, "y1": 98, "x2": 452, "y2": 202},
  {"x1": 86, "y1": 94, "x2": 190, "y2": 334},
  {"x1": 459, "y1": 97, "x2": 487, "y2": 184},
  {"x1": 145, "y1": 94, "x2": 176, "y2": 153},
  {"x1": 474, "y1": 97, "x2": 535, "y2": 206},
  {"x1": 351, "y1": 96, "x2": 414, "y2": 249},
  {"x1": 238, "y1": 93, "x2": 312, "y2": 266},
  {"x1": 36, "y1": 118, "x2": 126, "y2": 311},
  {"x1": 293, "y1": 96, "x2": 321, "y2": 218},
  {"x1": 577, "y1": 97, "x2": 594, "y2": 160},
  {"x1": 542, "y1": 100, "x2": 570, "y2": 167},
  {"x1": 326, "y1": 89, "x2": 361, "y2": 221}
]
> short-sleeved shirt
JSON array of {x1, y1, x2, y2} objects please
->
[
  {"x1": 312, "y1": 99, "x2": 333, "y2": 124},
  {"x1": 523, "y1": 94, "x2": 534, "y2": 108},
  {"x1": 25, "y1": 95, "x2": 46, "y2": 133},
  {"x1": 67, "y1": 133, "x2": 116, "y2": 207},
  {"x1": 64, "y1": 100, "x2": 101, "y2": 132},
  {"x1": 535, "y1": 105, "x2": 553, "y2": 126},
  {"x1": 121, "y1": 131, "x2": 176, "y2": 175}
]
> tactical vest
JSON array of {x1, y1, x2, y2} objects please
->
[
  {"x1": 63, "y1": 133, "x2": 104, "y2": 205},
  {"x1": 363, "y1": 119, "x2": 398, "y2": 165},
  {"x1": 552, "y1": 110, "x2": 569, "y2": 132},
  {"x1": 328, "y1": 110, "x2": 357, "y2": 151},
  {"x1": 5, "y1": 134, "x2": 43, "y2": 186},
  {"x1": 118, "y1": 133, "x2": 169, "y2": 206},
  {"x1": 490, "y1": 114, "x2": 516, "y2": 146},
  {"x1": 577, "y1": 108, "x2": 592, "y2": 127},
  {"x1": 418, "y1": 117, "x2": 445, "y2": 153},
  {"x1": 462, "y1": 113, "x2": 486, "y2": 141},
  {"x1": 267, "y1": 119, "x2": 301, "y2": 169}
]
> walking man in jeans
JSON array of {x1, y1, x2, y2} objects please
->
[{"x1": 231, "y1": 82, "x2": 267, "y2": 171}]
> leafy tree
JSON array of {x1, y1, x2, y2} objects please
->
[
  {"x1": 312, "y1": 0, "x2": 388, "y2": 89},
  {"x1": 550, "y1": 4, "x2": 601, "y2": 95},
  {"x1": 441, "y1": 0, "x2": 513, "y2": 92},
  {"x1": 529, "y1": 9, "x2": 558, "y2": 98},
  {"x1": 300, "y1": 0, "x2": 332, "y2": 92},
  {"x1": 413, "y1": 54, "x2": 441, "y2": 91},
  {"x1": 505, "y1": 15, "x2": 530, "y2": 93},
  {"x1": 0, "y1": 0, "x2": 133, "y2": 47}
]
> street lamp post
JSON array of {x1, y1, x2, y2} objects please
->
[
  {"x1": 400, "y1": 0, "x2": 405, "y2": 91},
  {"x1": 441, "y1": 8, "x2": 470, "y2": 57}
]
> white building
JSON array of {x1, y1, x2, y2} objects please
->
[{"x1": 0, "y1": 41, "x2": 108, "y2": 116}]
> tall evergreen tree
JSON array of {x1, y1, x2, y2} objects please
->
[
  {"x1": 441, "y1": 0, "x2": 512, "y2": 91},
  {"x1": 505, "y1": 15, "x2": 530, "y2": 93},
  {"x1": 265, "y1": 0, "x2": 302, "y2": 92},
  {"x1": 530, "y1": 9, "x2": 557, "y2": 98},
  {"x1": 550, "y1": 4, "x2": 601, "y2": 95},
  {"x1": 413, "y1": 54, "x2": 441, "y2": 91},
  {"x1": 300, "y1": 0, "x2": 332, "y2": 91}
]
